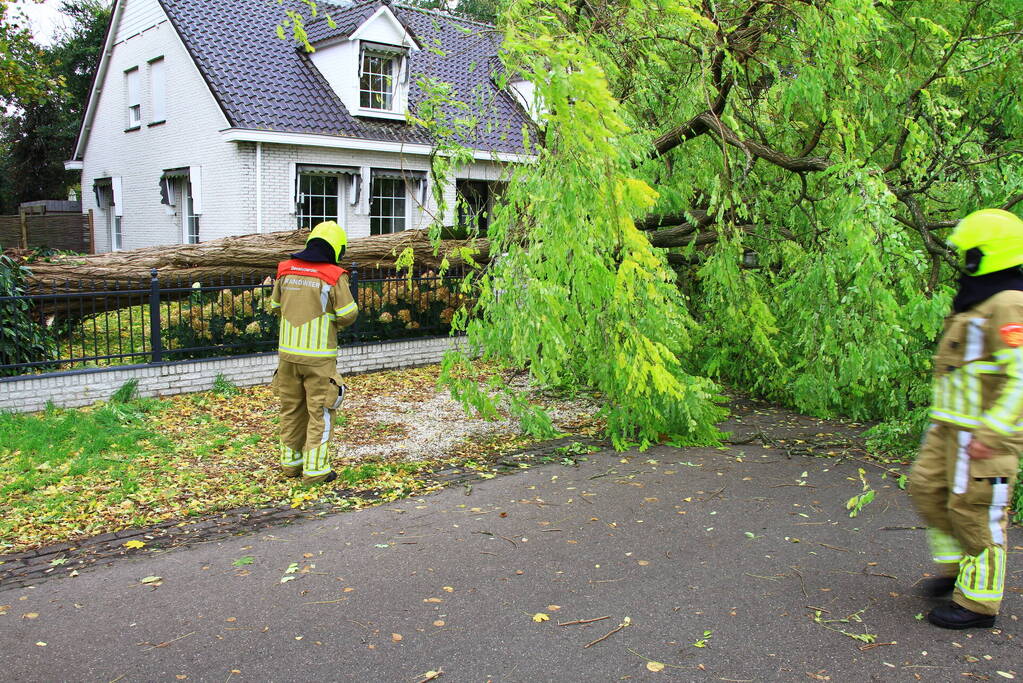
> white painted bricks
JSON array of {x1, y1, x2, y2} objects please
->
[{"x1": 0, "y1": 337, "x2": 461, "y2": 414}]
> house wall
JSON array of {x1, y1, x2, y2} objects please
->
[
  {"x1": 253, "y1": 143, "x2": 510, "y2": 238},
  {"x1": 80, "y1": 0, "x2": 250, "y2": 254},
  {"x1": 0, "y1": 336, "x2": 463, "y2": 415}
]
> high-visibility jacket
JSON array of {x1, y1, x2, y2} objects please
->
[
  {"x1": 929, "y1": 289, "x2": 1023, "y2": 450},
  {"x1": 270, "y1": 259, "x2": 358, "y2": 363}
]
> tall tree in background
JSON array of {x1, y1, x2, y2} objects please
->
[
  {"x1": 438, "y1": 0, "x2": 1022, "y2": 447},
  {"x1": 0, "y1": 0, "x2": 110, "y2": 213},
  {"x1": 0, "y1": 0, "x2": 62, "y2": 106}
]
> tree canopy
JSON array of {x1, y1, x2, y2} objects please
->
[
  {"x1": 435, "y1": 0, "x2": 1022, "y2": 447},
  {"x1": 0, "y1": 0, "x2": 110, "y2": 212}
]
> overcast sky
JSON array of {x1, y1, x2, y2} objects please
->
[{"x1": 11, "y1": 0, "x2": 112, "y2": 46}]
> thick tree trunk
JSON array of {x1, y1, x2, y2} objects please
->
[{"x1": 23, "y1": 229, "x2": 490, "y2": 294}]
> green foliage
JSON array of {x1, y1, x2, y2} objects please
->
[
  {"x1": 110, "y1": 378, "x2": 140, "y2": 404},
  {"x1": 0, "y1": 397, "x2": 169, "y2": 498},
  {"x1": 211, "y1": 375, "x2": 240, "y2": 397},
  {"x1": 0, "y1": 254, "x2": 57, "y2": 375},
  {"x1": 0, "y1": 0, "x2": 63, "y2": 108},
  {"x1": 419, "y1": 0, "x2": 1020, "y2": 449},
  {"x1": 0, "y1": 0, "x2": 110, "y2": 210},
  {"x1": 864, "y1": 407, "x2": 931, "y2": 462}
]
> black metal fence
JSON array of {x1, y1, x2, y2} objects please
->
[{"x1": 0, "y1": 264, "x2": 472, "y2": 377}]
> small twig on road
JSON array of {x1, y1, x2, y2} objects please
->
[
  {"x1": 480, "y1": 551, "x2": 497, "y2": 556},
  {"x1": 583, "y1": 618, "x2": 630, "y2": 648},
  {"x1": 415, "y1": 669, "x2": 443, "y2": 683},
  {"x1": 706, "y1": 486, "x2": 726, "y2": 501},
  {"x1": 880, "y1": 525, "x2": 925, "y2": 531},
  {"x1": 744, "y1": 573, "x2": 784, "y2": 581},
  {"x1": 859, "y1": 641, "x2": 897, "y2": 651},
  {"x1": 144, "y1": 631, "x2": 195, "y2": 651},
  {"x1": 816, "y1": 543, "x2": 849, "y2": 552},
  {"x1": 789, "y1": 566, "x2": 808, "y2": 598},
  {"x1": 863, "y1": 568, "x2": 898, "y2": 580},
  {"x1": 107, "y1": 676, "x2": 125, "y2": 683},
  {"x1": 769, "y1": 484, "x2": 817, "y2": 488},
  {"x1": 540, "y1": 529, "x2": 563, "y2": 532},
  {"x1": 498, "y1": 535, "x2": 517, "y2": 547},
  {"x1": 805, "y1": 605, "x2": 830, "y2": 613},
  {"x1": 303, "y1": 598, "x2": 349, "y2": 605},
  {"x1": 348, "y1": 619, "x2": 371, "y2": 631},
  {"x1": 558, "y1": 616, "x2": 610, "y2": 626},
  {"x1": 588, "y1": 468, "x2": 616, "y2": 480}
]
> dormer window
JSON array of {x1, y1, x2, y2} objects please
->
[
  {"x1": 307, "y1": 5, "x2": 421, "y2": 122},
  {"x1": 359, "y1": 43, "x2": 406, "y2": 112}
]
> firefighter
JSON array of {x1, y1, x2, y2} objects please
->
[
  {"x1": 269, "y1": 221, "x2": 358, "y2": 485},
  {"x1": 908, "y1": 208, "x2": 1023, "y2": 629}
]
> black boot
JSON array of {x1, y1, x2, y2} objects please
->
[
  {"x1": 927, "y1": 602, "x2": 996, "y2": 630},
  {"x1": 917, "y1": 576, "x2": 956, "y2": 597}
]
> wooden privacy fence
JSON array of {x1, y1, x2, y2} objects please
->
[{"x1": 0, "y1": 211, "x2": 92, "y2": 253}]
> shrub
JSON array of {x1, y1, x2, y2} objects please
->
[{"x1": 0, "y1": 254, "x2": 57, "y2": 376}]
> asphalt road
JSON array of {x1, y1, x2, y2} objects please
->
[{"x1": 2, "y1": 439, "x2": 1021, "y2": 682}]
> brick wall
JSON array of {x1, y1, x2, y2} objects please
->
[{"x1": 0, "y1": 336, "x2": 463, "y2": 414}]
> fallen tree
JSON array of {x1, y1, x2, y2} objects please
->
[{"x1": 22, "y1": 228, "x2": 491, "y2": 294}]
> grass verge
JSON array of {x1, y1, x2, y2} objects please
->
[{"x1": 0, "y1": 365, "x2": 597, "y2": 554}]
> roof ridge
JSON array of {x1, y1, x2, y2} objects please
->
[{"x1": 392, "y1": 2, "x2": 496, "y2": 30}]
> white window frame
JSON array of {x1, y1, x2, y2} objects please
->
[
  {"x1": 182, "y1": 179, "x2": 199, "y2": 244},
  {"x1": 149, "y1": 57, "x2": 166, "y2": 124},
  {"x1": 297, "y1": 173, "x2": 345, "y2": 230},
  {"x1": 125, "y1": 67, "x2": 141, "y2": 129},
  {"x1": 369, "y1": 173, "x2": 409, "y2": 235}
]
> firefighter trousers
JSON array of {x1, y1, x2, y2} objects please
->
[
  {"x1": 908, "y1": 423, "x2": 1018, "y2": 615},
  {"x1": 273, "y1": 359, "x2": 345, "y2": 483}
]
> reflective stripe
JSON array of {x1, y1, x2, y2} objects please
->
[
  {"x1": 280, "y1": 443, "x2": 302, "y2": 467},
  {"x1": 278, "y1": 313, "x2": 337, "y2": 357},
  {"x1": 989, "y1": 482, "x2": 1009, "y2": 546},
  {"x1": 953, "y1": 430, "x2": 971, "y2": 495},
  {"x1": 320, "y1": 407, "x2": 331, "y2": 445},
  {"x1": 927, "y1": 528, "x2": 963, "y2": 564},
  {"x1": 928, "y1": 409, "x2": 981, "y2": 428},
  {"x1": 303, "y1": 443, "x2": 331, "y2": 476},
  {"x1": 957, "y1": 547, "x2": 1006, "y2": 601},
  {"x1": 981, "y1": 347, "x2": 1023, "y2": 434},
  {"x1": 335, "y1": 301, "x2": 357, "y2": 317},
  {"x1": 965, "y1": 318, "x2": 986, "y2": 361},
  {"x1": 320, "y1": 283, "x2": 330, "y2": 313},
  {"x1": 270, "y1": 301, "x2": 281, "y2": 309}
]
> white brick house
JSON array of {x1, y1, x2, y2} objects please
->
[{"x1": 65, "y1": 0, "x2": 533, "y2": 254}]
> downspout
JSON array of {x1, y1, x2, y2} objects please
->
[{"x1": 255, "y1": 141, "x2": 263, "y2": 234}]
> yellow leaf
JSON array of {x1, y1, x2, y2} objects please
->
[
  {"x1": 140, "y1": 575, "x2": 162, "y2": 584},
  {"x1": 391, "y1": 633, "x2": 403, "y2": 642},
  {"x1": 532, "y1": 612, "x2": 550, "y2": 622},
  {"x1": 420, "y1": 672, "x2": 441, "y2": 681},
  {"x1": 547, "y1": 605, "x2": 561, "y2": 611},
  {"x1": 35, "y1": 642, "x2": 46, "y2": 647},
  {"x1": 646, "y1": 661, "x2": 665, "y2": 672},
  {"x1": 433, "y1": 620, "x2": 445, "y2": 627},
  {"x1": 442, "y1": 586, "x2": 454, "y2": 592},
  {"x1": 22, "y1": 613, "x2": 39, "y2": 619},
  {"x1": 124, "y1": 540, "x2": 146, "y2": 549}
]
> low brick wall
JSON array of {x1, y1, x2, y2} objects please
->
[{"x1": 0, "y1": 336, "x2": 461, "y2": 414}]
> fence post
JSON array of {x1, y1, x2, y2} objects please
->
[
  {"x1": 149, "y1": 268, "x2": 163, "y2": 363},
  {"x1": 348, "y1": 262, "x2": 358, "y2": 342}
]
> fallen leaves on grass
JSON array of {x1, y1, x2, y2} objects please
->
[{"x1": 1, "y1": 363, "x2": 600, "y2": 554}]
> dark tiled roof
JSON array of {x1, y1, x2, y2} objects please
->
[{"x1": 157, "y1": 0, "x2": 529, "y2": 153}]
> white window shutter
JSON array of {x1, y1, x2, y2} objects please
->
[
  {"x1": 288, "y1": 162, "x2": 297, "y2": 214},
  {"x1": 111, "y1": 176, "x2": 124, "y2": 216},
  {"x1": 189, "y1": 165, "x2": 203, "y2": 214},
  {"x1": 360, "y1": 165, "x2": 371, "y2": 215}
]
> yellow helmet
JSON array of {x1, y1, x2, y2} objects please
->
[
  {"x1": 948, "y1": 209, "x2": 1023, "y2": 276},
  {"x1": 306, "y1": 221, "x2": 348, "y2": 263}
]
